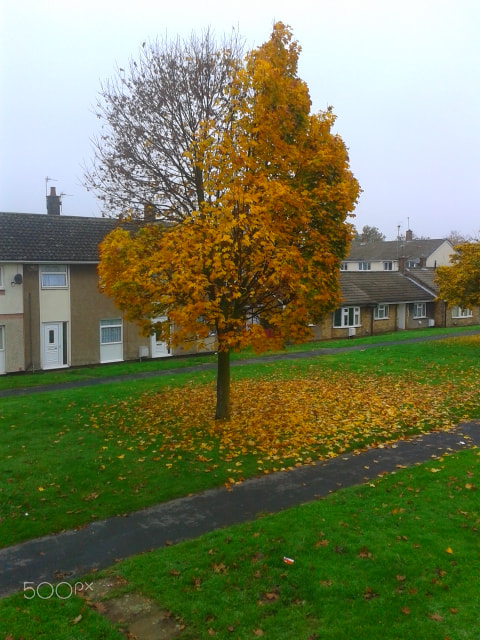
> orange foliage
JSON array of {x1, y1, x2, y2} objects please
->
[
  {"x1": 435, "y1": 241, "x2": 480, "y2": 308},
  {"x1": 98, "y1": 23, "x2": 360, "y2": 418},
  {"x1": 90, "y1": 362, "x2": 480, "y2": 480}
]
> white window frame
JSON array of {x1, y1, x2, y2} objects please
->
[
  {"x1": 0, "y1": 325, "x2": 5, "y2": 374},
  {"x1": 333, "y1": 306, "x2": 361, "y2": 328},
  {"x1": 0, "y1": 266, "x2": 4, "y2": 289},
  {"x1": 100, "y1": 318, "x2": 123, "y2": 345},
  {"x1": 340, "y1": 262, "x2": 348, "y2": 271},
  {"x1": 413, "y1": 302, "x2": 427, "y2": 319},
  {"x1": 99, "y1": 318, "x2": 123, "y2": 364},
  {"x1": 374, "y1": 304, "x2": 389, "y2": 320},
  {"x1": 383, "y1": 261, "x2": 393, "y2": 271},
  {"x1": 40, "y1": 264, "x2": 68, "y2": 289},
  {"x1": 451, "y1": 306, "x2": 472, "y2": 318},
  {"x1": 358, "y1": 261, "x2": 371, "y2": 271}
]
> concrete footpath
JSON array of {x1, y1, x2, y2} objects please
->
[
  {"x1": 2, "y1": 328, "x2": 480, "y2": 399},
  {"x1": 1, "y1": 420, "x2": 479, "y2": 598}
]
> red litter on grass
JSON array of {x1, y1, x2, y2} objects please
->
[{"x1": 283, "y1": 556, "x2": 294, "y2": 564}]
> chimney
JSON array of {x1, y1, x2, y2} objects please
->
[
  {"x1": 144, "y1": 203, "x2": 156, "y2": 222},
  {"x1": 405, "y1": 229, "x2": 413, "y2": 241},
  {"x1": 46, "y1": 186, "x2": 61, "y2": 215}
]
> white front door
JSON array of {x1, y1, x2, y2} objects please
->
[
  {"x1": 150, "y1": 332, "x2": 171, "y2": 357},
  {"x1": 0, "y1": 326, "x2": 5, "y2": 374},
  {"x1": 150, "y1": 317, "x2": 171, "y2": 358},
  {"x1": 42, "y1": 322, "x2": 63, "y2": 369}
]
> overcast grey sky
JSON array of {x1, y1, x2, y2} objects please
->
[{"x1": 1, "y1": 0, "x2": 479, "y2": 240}]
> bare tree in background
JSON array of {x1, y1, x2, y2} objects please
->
[
  {"x1": 352, "y1": 225, "x2": 386, "y2": 243},
  {"x1": 84, "y1": 29, "x2": 244, "y2": 221}
]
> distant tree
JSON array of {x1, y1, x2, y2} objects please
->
[
  {"x1": 447, "y1": 230, "x2": 475, "y2": 245},
  {"x1": 95, "y1": 23, "x2": 360, "y2": 419},
  {"x1": 435, "y1": 241, "x2": 480, "y2": 308},
  {"x1": 352, "y1": 225, "x2": 385, "y2": 243}
]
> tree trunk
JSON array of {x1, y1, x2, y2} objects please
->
[{"x1": 215, "y1": 349, "x2": 231, "y2": 420}]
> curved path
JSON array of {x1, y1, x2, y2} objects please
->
[{"x1": 1, "y1": 421, "x2": 479, "y2": 597}]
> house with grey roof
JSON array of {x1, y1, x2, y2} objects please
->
[
  {"x1": 309, "y1": 230, "x2": 478, "y2": 340},
  {"x1": 342, "y1": 230, "x2": 454, "y2": 272},
  {"x1": 1, "y1": 201, "x2": 477, "y2": 374},
  {"x1": 0, "y1": 190, "x2": 212, "y2": 374}
]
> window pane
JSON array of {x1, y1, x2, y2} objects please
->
[
  {"x1": 333, "y1": 309, "x2": 341, "y2": 327},
  {"x1": 42, "y1": 273, "x2": 67, "y2": 287},
  {"x1": 101, "y1": 327, "x2": 121, "y2": 343},
  {"x1": 40, "y1": 265, "x2": 67, "y2": 288},
  {"x1": 41, "y1": 264, "x2": 66, "y2": 272},
  {"x1": 413, "y1": 303, "x2": 426, "y2": 318},
  {"x1": 100, "y1": 319, "x2": 122, "y2": 344}
]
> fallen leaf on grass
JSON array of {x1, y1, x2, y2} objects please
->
[
  {"x1": 72, "y1": 614, "x2": 82, "y2": 625},
  {"x1": 315, "y1": 539, "x2": 329, "y2": 547},
  {"x1": 87, "y1": 366, "x2": 480, "y2": 471},
  {"x1": 428, "y1": 613, "x2": 444, "y2": 622},
  {"x1": 83, "y1": 492, "x2": 99, "y2": 501},
  {"x1": 363, "y1": 587, "x2": 379, "y2": 600}
]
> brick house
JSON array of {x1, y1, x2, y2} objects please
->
[
  {"x1": 0, "y1": 192, "x2": 213, "y2": 374},
  {"x1": 311, "y1": 230, "x2": 479, "y2": 340}
]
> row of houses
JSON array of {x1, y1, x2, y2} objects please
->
[{"x1": 0, "y1": 197, "x2": 478, "y2": 374}]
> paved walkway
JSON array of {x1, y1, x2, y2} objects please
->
[
  {"x1": 1, "y1": 420, "x2": 479, "y2": 598},
  {"x1": 2, "y1": 328, "x2": 480, "y2": 398}
]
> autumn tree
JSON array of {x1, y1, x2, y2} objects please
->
[
  {"x1": 435, "y1": 241, "x2": 480, "y2": 308},
  {"x1": 95, "y1": 23, "x2": 360, "y2": 419}
]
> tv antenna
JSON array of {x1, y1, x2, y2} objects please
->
[{"x1": 45, "y1": 176, "x2": 58, "y2": 195}]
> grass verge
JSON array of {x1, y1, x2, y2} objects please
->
[
  {"x1": 1, "y1": 325, "x2": 479, "y2": 392},
  {"x1": 1, "y1": 447, "x2": 479, "y2": 639},
  {"x1": 1, "y1": 335, "x2": 480, "y2": 548}
]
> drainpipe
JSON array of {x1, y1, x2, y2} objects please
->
[{"x1": 28, "y1": 292, "x2": 35, "y2": 374}]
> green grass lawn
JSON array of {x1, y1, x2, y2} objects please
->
[
  {"x1": 0, "y1": 324, "x2": 478, "y2": 391},
  {"x1": 1, "y1": 332, "x2": 480, "y2": 549},
  {"x1": 1, "y1": 447, "x2": 479, "y2": 639}
]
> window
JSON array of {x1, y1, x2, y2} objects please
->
[
  {"x1": 0, "y1": 266, "x2": 3, "y2": 289},
  {"x1": 374, "y1": 304, "x2": 389, "y2": 320},
  {"x1": 340, "y1": 262, "x2": 348, "y2": 271},
  {"x1": 41, "y1": 264, "x2": 68, "y2": 288},
  {"x1": 333, "y1": 306, "x2": 360, "y2": 328},
  {"x1": 406, "y1": 260, "x2": 417, "y2": 268},
  {"x1": 358, "y1": 262, "x2": 371, "y2": 271},
  {"x1": 383, "y1": 261, "x2": 393, "y2": 271},
  {"x1": 451, "y1": 306, "x2": 472, "y2": 318},
  {"x1": 100, "y1": 318, "x2": 122, "y2": 344},
  {"x1": 413, "y1": 303, "x2": 426, "y2": 318}
]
